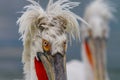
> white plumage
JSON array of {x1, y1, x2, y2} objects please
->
[
  {"x1": 17, "y1": 0, "x2": 114, "y2": 80},
  {"x1": 17, "y1": 0, "x2": 86, "y2": 80},
  {"x1": 67, "y1": 0, "x2": 114, "y2": 80},
  {"x1": 81, "y1": 0, "x2": 114, "y2": 38},
  {"x1": 67, "y1": 60, "x2": 85, "y2": 80}
]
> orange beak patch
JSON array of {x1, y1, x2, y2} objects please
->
[{"x1": 84, "y1": 41, "x2": 94, "y2": 69}]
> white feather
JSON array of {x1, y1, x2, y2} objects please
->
[
  {"x1": 82, "y1": 0, "x2": 114, "y2": 38},
  {"x1": 17, "y1": 0, "x2": 88, "y2": 44},
  {"x1": 17, "y1": 0, "x2": 86, "y2": 79}
]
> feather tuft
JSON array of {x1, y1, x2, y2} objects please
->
[{"x1": 81, "y1": 0, "x2": 115, "y2": 38}]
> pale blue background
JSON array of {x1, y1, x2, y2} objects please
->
[{"x1": 0, "y1": 0, "x2": 120, "y2": 80}]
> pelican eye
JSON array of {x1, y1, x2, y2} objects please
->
[
  {"x1": 42, "y1": 39, "x2": 51, "y2": 52},
  {"x1": 63, "y1": 41, "x2": 67, "y2": 51}
]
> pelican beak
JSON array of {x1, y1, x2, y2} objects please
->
[
  {"x1": 88, "y1": 37, "x2": 107, "y2": 80},
  {"x1": 37, "y1": 52, "x2": 67, "y2": 80}
]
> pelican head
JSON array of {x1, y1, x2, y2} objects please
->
[
  {"x1": 17, "y1": 0, "x2": 81, "y2": 80},
  {"x1": 81, "y1": 0, "x2": 114, "y2": 80},
  {"x1": 34, "y1": 16, "x2": 68, "y2": 80},
  {"x1": 82, "y1": 17, "x2": 108, "y2": 80}
]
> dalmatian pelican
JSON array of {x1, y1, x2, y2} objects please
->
[
  {"x1": 17, "y1": 0, "x2": 86, "y2": 80},
  {"x1": 67, "y1": 0, "x2": 114, "y2": 80}
]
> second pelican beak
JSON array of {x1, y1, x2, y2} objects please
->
[
  {"x1": 86, "y1": 37, "x2": 108, "y2": 80},
  {"x1": 37, "y1": 52, "x2": 67, "y2": 80}
]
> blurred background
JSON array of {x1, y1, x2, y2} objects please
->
[{"x1": 0, "y1": 0, "x2": 119, "y2": 80}]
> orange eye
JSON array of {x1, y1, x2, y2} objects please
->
[{"x1": 42, "y1": 39, "x2": 51, "y2": 52}]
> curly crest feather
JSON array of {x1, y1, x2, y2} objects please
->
[
  {"x1": 17, "y1": 0, "x2": 87, "y2": 43},
  {"x1": 81, "y1": 0, "x2": 114, "y2": 38},
  {"x1": 17, "y1": 0, "x2": 86, "y2": 79}
]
